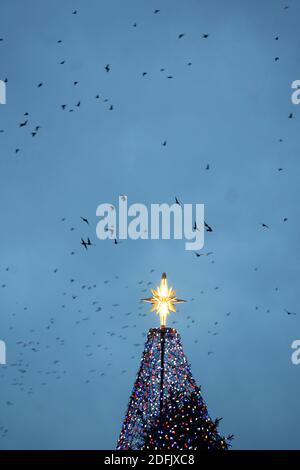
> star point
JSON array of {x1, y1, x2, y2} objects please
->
[{"x1": 143, "y1": 272, "x2": 186, "y2": 327}]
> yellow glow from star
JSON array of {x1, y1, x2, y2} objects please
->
[{"x1": 143, "y1": 273, "x2": 186, "y2": 327}]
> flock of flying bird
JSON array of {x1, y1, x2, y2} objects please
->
[{"x1": 0, "y1": 4, "x2": 298, "y2": 444}]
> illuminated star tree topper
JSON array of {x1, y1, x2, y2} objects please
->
[{"x1": 143, "y1": 272, "x2": 186, "y2": 327}]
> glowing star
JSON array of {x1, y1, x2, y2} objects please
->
[{"x1": 143, "y1": 272, "x2": 186, "y2": 327}]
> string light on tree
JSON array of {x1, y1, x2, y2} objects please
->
[{"x1": 117, "y1": 273, "x2": 232, "y2": 450}]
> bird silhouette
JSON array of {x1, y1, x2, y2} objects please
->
[
  {"x1": 81, "y1": 238, "x2": 88, "y2": 250},
  {"x1": 175, "y1": 196, "x2": 182, "y2": 207},
  {"x1": 194, "y1": 252, "x2": 205, "y2": 257},
  {"x1": 284, "y1": 309, "x2": 296, "y2": 315}
]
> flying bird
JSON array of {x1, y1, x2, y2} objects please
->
[
  {"x1": 19, "y1": 119, "x2": 28, "y2": 127},
  {"x1": 284, "y1": 309, "x2": 296, "y2": 315},
  {"x1": 202, "y1": 33, "x2": 209, "y2": 38},
  {"x1": 105, "y1": 64, "x2": 111, "y2": 72},
  {"x1": 175, "y1": 196, "x2": 183, "y2": 207},
  {"x1": 178, "y1": 33, "x2": 185, "y2": 39},
  {"x1": 81, "y1": 238, "x2": 88, "y2": 250}
]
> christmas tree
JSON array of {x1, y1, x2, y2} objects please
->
[{"x1": 117, "y1": 273, "x2": 231, "y2": 450}]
